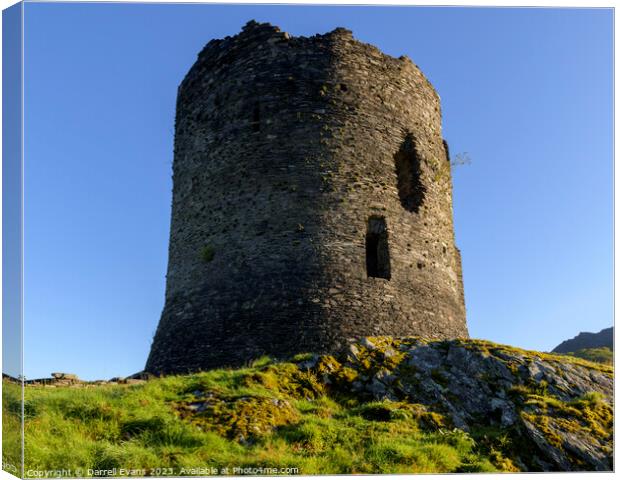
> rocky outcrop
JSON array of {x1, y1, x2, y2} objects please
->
[
  {"x1": 300, "y1": 337, "x2": 613, "y2": 472},
  {"x1": 552, "y1": 327, "x2": 613, "y2": 353}
]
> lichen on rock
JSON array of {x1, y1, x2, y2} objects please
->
[
  {"x1": 294, "y1": 336, "x2": 614, "y2": 471},
  {"x1": 175, "y1": 391, "x2": 299, "y2": 442},
  {"x1": 167, "y1": 336, "x2": 611, "y2": 471}
]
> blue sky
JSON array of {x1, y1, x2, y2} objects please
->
[{"x1": 19, "y1": 3, "x2": 612, "y2": 380}]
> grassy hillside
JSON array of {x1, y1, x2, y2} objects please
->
[
  {"x1": 2, "y1": 337, "x2": 613, "y2": 476},
  {"x1": 3, "y1": 363, "x2": 498, "y2": 475},
  {"x1": 563, "y1": 347, "x2": 613, "y2": 365}
]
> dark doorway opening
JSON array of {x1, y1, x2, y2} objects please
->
[
  {"x1": 366, "y1": 216, "x2": 391, "y2": 280},
  {"x1": 394, "y1": 133, "x2": 425, "y2": 213}
]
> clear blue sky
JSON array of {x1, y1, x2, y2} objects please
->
[{"x1": 20, "y1": 3, "x2": 612, "y2": 380}]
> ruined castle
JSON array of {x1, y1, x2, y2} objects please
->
[{"x1": 145, "y1": 21, "x2": 468, "y2": 374}]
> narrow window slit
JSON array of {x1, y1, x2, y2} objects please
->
[
  {"x1": 442, "y1": 139, "x2": 450, "y2": 163},
  {"x1": 252, "y1": 102, "x2": 260, "y2": 132},
  {"x1": 366, "y1": 216, "x2": 391, "y2": 280},
  {"x1": 394, "y1": 133, "x2": 425, "y2": 213}
]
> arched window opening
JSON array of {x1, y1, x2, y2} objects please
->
[
  {"x1": 366, "y1": 216, "x2": 391, "y2": 280},
  {"x1": 394, "y1": 134, "x2": 425, "y2": 213}
]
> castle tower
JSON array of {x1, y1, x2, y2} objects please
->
[{"x1": 146, "y1": 21, "x2": 468, "y2": 374}]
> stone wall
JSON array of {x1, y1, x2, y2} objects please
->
[{"x1": 146, "y1": 21, "x2": 468, "y2": 374}]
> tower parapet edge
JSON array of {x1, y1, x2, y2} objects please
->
[{"x1": 146, "y1": 21, "x2": 468, "y2": 374}]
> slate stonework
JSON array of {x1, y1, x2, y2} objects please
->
[{"x1": 146, "y1": 21, "x2": 468, "y2": 374}]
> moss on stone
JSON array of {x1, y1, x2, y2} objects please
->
[
  {"x1": 175, "y1": 392, "x2": 299, "y2": 441},
  {"x1": 513, "y1": 387, "x2": 613, "y2": 463},
  {"x1": 199, "y1": 244, "x2": 215, "y2": 262},
  {"x1": 242, "y1": 362, "x2": 325, "y2": 400},
  {"x1": 353, "y1": 401, "x2": 447, "y2": 430},
  {"x1": 461, "y1": 338, "x2": 612, "y2": 375},
  {"x1": 521, "y1": 412, "x2": 564, "y2": 449}
]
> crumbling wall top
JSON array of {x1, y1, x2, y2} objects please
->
[{"x1": 183, "y1": 20, "x2": 438, "y2": 102}]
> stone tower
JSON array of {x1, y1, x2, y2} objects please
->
[{"x1": 145, "y1": 21, "x2": 468, "y2": 375}]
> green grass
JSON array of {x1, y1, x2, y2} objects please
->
[
  {"x1": 563, "y1": 347, "x2": 613, "y2": 365},
  {"x1": 4, "y1": 360, "x2": 500, "y2": 476},
  {"x1": 3, "y1": 339, "x2": 612, "y2": 476},
  {"x1": 2, "y1": 380, "x2": 22, "y2": 475}
]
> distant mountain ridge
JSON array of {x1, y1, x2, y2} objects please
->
[{"x1": 552, "y1": 327, "x2": 613, "y2": 354}]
